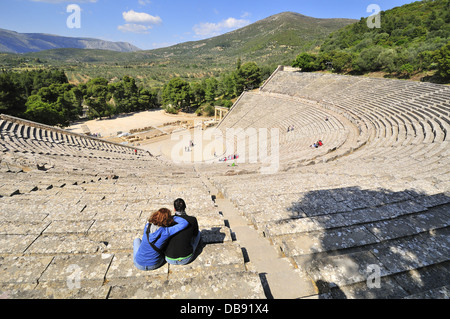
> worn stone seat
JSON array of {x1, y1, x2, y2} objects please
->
[
  {"x1": 1, "y1": 67, "x2": 449, "y2": 299},
  {"x1": 201, "y1": 68, "x2": 450, "y2": 299}
]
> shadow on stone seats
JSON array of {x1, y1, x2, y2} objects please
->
[
  {"x1": 179, "y1": 228, "x2": 226, "y2": 265},
  {"x1": 280, "y1": 186, "x2": 450, "y2": 299},
  {"x1": 200, "y1": 227, "x2": 227, "y2": 244}
]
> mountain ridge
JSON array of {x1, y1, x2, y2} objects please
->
[
  {"x1": 0, "y1": 28, "x2": 141, "y2": 54},
  {"x1": 142, "y1": 11, "x2": 357, "y2": 67},
  {"x1": 0, "y1": 11, "x2": 358, "y2": 86}
]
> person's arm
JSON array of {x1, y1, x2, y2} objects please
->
[{"x1": 166, "y1": 216, "x2": 189, "y2": 237}]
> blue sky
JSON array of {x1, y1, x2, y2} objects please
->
[{"x1": 0, "y1": 0, "x2": 419, "y2": 50}]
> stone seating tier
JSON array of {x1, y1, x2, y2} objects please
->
[
  {"x1": 0, "y1": 115, "x2": 265, "y2": 299},
  {"x1": 202, "y1": 69, "x2": 449, "y2": 298},
  {"x1": 1, "y1": 68, "x2": 449, "y2": 299}
]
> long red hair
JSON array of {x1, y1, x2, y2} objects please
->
[{"x1": 149, "y1": 208, "x2": 174, "y2": 227}]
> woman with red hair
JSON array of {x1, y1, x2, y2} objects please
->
[{"x1": 133, "y1": 208, "x2": 189, "y2": 271}]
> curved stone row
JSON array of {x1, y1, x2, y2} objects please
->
[
  {"x1": 204, "y1": 69, "x2": 450, "y2": 299},
  {"x1": 0, "y1": 115, "x2": 265, "y2": 299}
]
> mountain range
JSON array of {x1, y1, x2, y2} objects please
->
[
  {"x1": 0, "y1": 12, "x2": 355, "y2": 62},
  {"x1": 147, "y1": 12, "x2": 357, "y2": 65},
  {"x1": 0, "y1": 28, "x2": 141, "y2": 54},
  {"x1": 0, "y1": 12, "x2": 357, "y2": 86}
]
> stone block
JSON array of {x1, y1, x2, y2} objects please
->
[
  {"x1": 404, "y1": 286, "x2": 450, "y2": 299},
  {"x1": 365, "y1": 217, "x2": 420, "y2": 241},
  {"x1": 0, "y1": 283, "x2": 40, "y2": 299},
  {"x1": 32, "y1": 283, "x2": 110, "y2": 299},
  {"x1": 168, "y1": 243, "x2": 245, "y2": 280},
  {"x1": 89, "y1": 219, "x2": 142, "y2": 233},
  {"x1": 296, "y1": 251, "x2": 390, "y2": 289},
  {"x1": 88, "y1": 231, "x2": 140, "y2": 252},
  {"x1": 39, "y1": 254, "x2": 114, "y2": 285},
  {"x1": 413, "y1": 192, "x2": 450, "y2": 208},
  {"x1": 393, "y1": 262, "x2": 450, "y2": 297},
  {"x1": 0, "y1": 202, "x2": 48, "y2": 222},
  {"x1": 372, "y1": 230, "x2": 450, "y2": 274},
  {"x1": 93, "y1": 206, "x2": 142, "y2": 220},
  {"x1": 105, "y1": 252, "x2": 168, "y2": 285},
  {"x1": 0, "y1": 235, "x2": 38, "y2": 255},
  {"x1": 264, "y1": 217, "x2": 318, "y2": 237},
  {"x1": 280, "y1": 225, "x2": 380, "y2": 256},
  {"x1": 196, "y1": 215, "x2": 225, "y2": 228},
  {"x1": 0, "y1": 221, "x2": 50, "y2": 235},
  {"x1": 108, "y1": 271, "x2": 265, "y2": 299},
  {"x1": 296, "y1": 195, "x2": 351, "y2": 217},
  {"x1": 0, "y1": 256, "x2": 53, "y2": 284},
  {"x1": 43, "y1": 220, "x2": 94, "y2": 235},
  {"x1": 200, "y1": 227, "x2": 232, "y2": 244},
  {"x1": 335, "y1": 275, "x2": 409, "y2": 299},
  {"x1": 24, "y1": 234, "x2": 102, "y2": 255}
]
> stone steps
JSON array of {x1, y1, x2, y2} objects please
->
[{"x1": 1, "y1": 68, "x2": 449, "y2": 299}]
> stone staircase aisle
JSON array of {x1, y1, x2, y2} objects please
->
[{"x1": 195, "y1": 167, "x2": 318, "y2": 298}]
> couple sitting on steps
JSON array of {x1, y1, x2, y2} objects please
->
[{"x1": 133, "y1": 198, "x2": 202, "y2": 271}]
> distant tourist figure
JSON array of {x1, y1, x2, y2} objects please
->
[
  {"x1": 133, "y1": 208, "x2": 189, "y2": 271},
  {"x1": 164, "y1": 198, "x2": 201, "y2": 265}
]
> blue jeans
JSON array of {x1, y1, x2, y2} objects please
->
[
  {"x1": 133, "y1": 238, "x2": 165, "y2": 271},
  {"x1": 165, "y1": 232, "x2": 202, "y2": 265}
]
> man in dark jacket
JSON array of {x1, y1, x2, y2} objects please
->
[{"x1": 164, "y1": 198, "x2": 201, "y2": 265}]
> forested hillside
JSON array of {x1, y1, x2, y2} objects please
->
[
  {"x1": 0, "y1": 70, "x2": 158, "y2": 126},
  {"x1": 1, "y1": 2, "x2": 449, "y2": 129},
  {"x1": 0, "y1": 12, "x2": 355, "y2": 88},
  {"x1": 292, "y1": 0, "x2": 450, "y2": 82},
  {"x1": 0, "y1": 59, "x2": 262, "y2": 126}
]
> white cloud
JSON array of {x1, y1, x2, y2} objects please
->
[
  {"x1": 122, "y1": 10, "x2": 162, "y2": 25},
  {"x1": 193, "y1": 17, "x2": 250, "y2": 37},
  {"x1": 118, "y1": 24, "x2": 152, "y2": 34},
  {"x1": 118, "y1": 10, "x2": 162, "y2": 34}
]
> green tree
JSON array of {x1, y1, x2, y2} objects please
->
[
  {"x1": 218, "y1": 72, "x2": 236, "y2": 99},
  {"x1": 138, "y1": 88, "x2": 159, "y2": 110},
  {"x1": 0, "y1": 72, "x2": 26, "y2": 116},
  {"x1": 436, "y1": 42, "x2": 450, "y2": 80},
  {"x1": 292, "y1": 53, "x2": 318, "y2": 72},
  {"x1": 233, "y1": 61, "x2": 261, "y2": 96},
  {"x1": 417, "y1": 50, "x2": 438, "y2": 70},
  {"x1": 190, "y1": 82, "x2": 205, "y2": 108},
  {"x1": 24, "y1": 95, "x2": 65, "y2": 126},
  {"x1": 85, "y1": 77, "x2": 112, "y2": 119},
  {"x1": 376, "y1": 48, "x2": 398, "y2": 73},
  {"x1": 203, "y1": 77, "x2": 219, "y2": 103},
  {"x1": 399, "y1": 63, "x2": 415, "y2": 78},
  {"x1": 353, "y1": 46, "x2": 384, "y2": 72},
  {"x1": 110, "y1": 76, "x2": 139, "y2": 114},
  {"x1": 331, "y1": 51, "x2": 353, "y2": 73},
  {"x1": 161, "y1": 77, "x2": 192, "y2": 112},
  {"x1": 35, "y1": 83, "x2": 83, "y2": 126}
]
